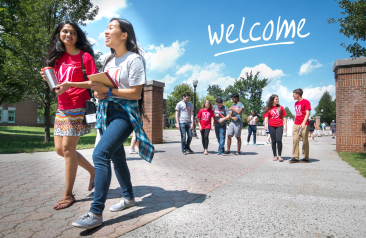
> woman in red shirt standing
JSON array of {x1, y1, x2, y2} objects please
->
[
  {"x1": 197, "y1": 100, "x2": 215, "y2": 155},
  {"x1": 40, "y1": 21, "x2": 98, "y2": 209},
  {"x1": 263, "y1": 94, "x2": 287, "y2": 162}
]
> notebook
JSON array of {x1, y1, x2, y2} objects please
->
[{"x1": 88, "y1": 72, "x2": 118, "y2": 88}]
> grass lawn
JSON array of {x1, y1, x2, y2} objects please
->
[
  {"x1": 0, "y1": 126, "x2": 131, "y2": 154},
  {"x1": 337, "y1": 152, "x2": 366, "y2": 178}
]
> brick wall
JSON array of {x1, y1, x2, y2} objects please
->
[
  {"x1": 1, "y1": 99, "x2": 40, "y2": 127},
  {"x1": 143, "y1": 80, "x2": 165, "y2": 144},
  {"x1": 333, "y1": 58, "x2": 366, "y2": 152}
]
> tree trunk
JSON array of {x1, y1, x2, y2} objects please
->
[{"x1": 44, "y1": 90, "x2": 51, "y2": 143}]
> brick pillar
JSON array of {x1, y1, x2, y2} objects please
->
[
  {"x1": 143, "y1": 80, "x2": 165, "y2": 144},
  {"x1": 333, "y1": 58, "x2": 366, "y2": 152},
  {"x1": 315, "y1": 116, "x2": 320, "y2": 130}
]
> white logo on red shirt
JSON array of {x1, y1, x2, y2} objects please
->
[
  {"x1": 202, "y1": 112, "x2": 210, "y2": 121},
  {"x1": 271, "y1": 109, "x2": 280, "y2": 119},
  {"x1": 295, "y1": 105, "x2": 302, "y2": 116},
  {"x1": 58, "y1": 63, "x2": 76, "y2": 83}
]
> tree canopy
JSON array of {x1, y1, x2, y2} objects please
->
[
  {"x1": 327, "y1": 0, "x2": 366, "y2": 57},
  {"x1": 313, "y1": 91, "x2": 336, "y2": 124},
  {"x1": 166, "y1": 83, "x2": 194, "y2": 119}
]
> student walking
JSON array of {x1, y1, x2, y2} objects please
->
[
  {"x1": 330, "y1": 120, "x2": 336, "y2": 138},
  {"x1": 40, "y1": 21, "x2": 97, "y2": 210},
  {"x1": 72, "y1": 18, "x2": 154, "y2": 229},
  {"x1": 247, "y1": 111, "x2": 258, "y2": 145},
  {"x1": 175, "y1": 92, "x2": 194, "y2": 155},
  {"x1": 213, "y1": 97, "x2": 230, "y2": 155},
  {"x1": 197, "y1": 100, "x2": 215, "y2": 155},
  {"x1": 290, "y1": 88, "x2": 311, "y2": 163},
  {"x1": 309, "y1": 117, "x2": 316, "y2": 142},
  {"x1": 224, "y1": 93, "x2": 244, "y2": 155},
  {"x1": 129, "y1": 114, "x2": 150, "y2": 154},
  {"x1": 263, "y1": 95, "x2": 287, "y2": 162}
]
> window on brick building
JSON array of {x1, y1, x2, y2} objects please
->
[
  {"x1": 37, "y1": 109, "x2": 45, "y2": 124},
  {"x1": 0, "y1": 107, "x2": 3, "y2": 123},
  {"x1": 8, "y1": 108, "x2": 15, "y2": 123}
]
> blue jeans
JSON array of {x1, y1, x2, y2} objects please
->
[
  {"x1": 247, "y1": 125, "x2": 257, "y2": 144},
  {"x1": 215, "y1": 125, "x2": 226, "y2": 152},
  {"x1": 179, "y1": 122, "x2": 192, "y2": 151},
  {"x1": 90, "y1": 102, "x2": 134, "y2": 215}
]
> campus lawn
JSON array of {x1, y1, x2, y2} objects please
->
[
  {"x1": 0, "y1": 126, "x2": 131, "y2": 154},
  {"x1": 338, "y1": 152, "x2": 366, "y2": 178}
]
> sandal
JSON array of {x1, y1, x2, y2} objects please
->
[
  {"x1": 272, "y1": 157, "x2": 277, "y2": 161},
  {"x1": 88, "y1": 175, "x2": 95, "y2": 191},
  {"x1": 53, "y1": 195, "x2": 76, "y2": 210},
  {"x1": 278, "y1": 157, "x2": 283, "y2": 162}
]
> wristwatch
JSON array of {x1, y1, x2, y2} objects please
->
[{"x1": 107, "y1": 87, "x2": 113, "y2": 97}]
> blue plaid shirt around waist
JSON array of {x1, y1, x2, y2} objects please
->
[{"x1": 96, "y1": 97, "x2": 154, "y2": 163}]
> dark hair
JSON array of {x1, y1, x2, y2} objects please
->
[
  {"x1": 103, "y1": 18, "x2": 145, "y2": 117},
  {"x1": 216, "y1": 97, "x2": 223, "y2": 103},
  {"x1": 202, "y1": 100, "x2": 213, "y2": 110},
  {"x1": 293, "y1": 88, "x2": 303, "y2": 97},
  {"x1": 231, "y1": 93, "x2": 239, "y2": 99},
  {"x1": 264, "y1": 94, "x2": 283, "y2": 117},
  {"x1": 44, "y1": 21, "x2": 94, "y2": 67},
  {"x1": 183, "y1": 92, "x2": 190, "y2": 98}
]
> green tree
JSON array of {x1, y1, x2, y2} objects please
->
[
  {"x1": 223, "y1": 85, "x2": 237, "y2": 102},
  {"x1": 314, "y1": 91, "x2": 336, "y2": 125},
  {"x1": 0, "y1": 0, "x2": 98, "y2": 142},
  {"x1": 327, "y1": 0, "x2": 366, "y2": 57},
  {"x1": 284, "y1": 106, "x2": 295, "y2": 120},
  {"x1": 207, "y1": 84, "x2": 224, "y2": 99},
  {"x1": 166, "y1": 83, "x2": 194, "y2": 119}
]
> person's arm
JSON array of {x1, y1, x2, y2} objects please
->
[
  {"x1": 211, "y1": 114, "x2": 214, "y2": 130},
  {"x1": 283, "y1": 117, "x2": 287, "y2": 132},
  {"x1": 175, "y1": 110, "x2": 180, "y2": 129},
  {"x1": 301, "y1": 110, "x2": 310, "y2": 128},
  {"x1": 230, "y1": 107, "x2": 243, "y2": 115},
  {"x1": 247, "y1": 115, "x2": 251, "y2": 122},
  {"x1": 89, "y1": 82, "x2": 142, "y2": 100},
  {"x1": 264, "y1": 117, "x2": 269, "y2": 131},
  {"x1": 190, "y1": 108, "x2": 194, "y2": 130}
]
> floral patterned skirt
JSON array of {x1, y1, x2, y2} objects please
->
[{"x1": 54, "y1": 108, "x2": 90, "y2": 136}]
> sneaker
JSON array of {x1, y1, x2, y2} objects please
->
[
  {"x1": 72, "y1": 212, "x2": 103, "y2": 229},
  {"x1": 218, "y1": 150, "x2": 222, "y2": 155},
  {"x1": 223, "y1": 151, "x2": 231, "y2": 155},
  {"x1": 182, "y1": 150, "x2": 187, "y2": 155},
  {"x1": 235, "y1": 151, "x2": 240, "y2": 155},
  {"x1": 109, "y1": 198, "x2": 136, "y2": 212},
  {"x1": 129, "y1": 149, "x2": 138, "y2": 154},
  {"x1": 246, "y1": 142, "x2": 249, "y2": 145},
  {"x1": 186, "y1": 148, "x2": 195, "y2": 154},
  {"x1": 289, "y1": 158, "x2": 299, "y2": 163},
  {"x1": 254, "y1": 143, "x2": 257, "y2": 146}
]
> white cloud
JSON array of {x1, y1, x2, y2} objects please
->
[
  {"x1": 263, "y1": 80, "x2": 294, "y2": 103},
  {"x1": 91, "y1": 0, "x2": 128, "y2": 21},
  {"x1": 145, "y1": 40, "x2": 187, "y2": 72},
  {"x1": 175, "y1": 63, "x2": 235, "y2": 92},
  {"x1": 158, "y1": 74, "x2": 177, "y2": 90},
  {"x1": 88, "y1": 37, "x2": 97, "y2": 45},
  {"x1": 299, "y1": 59, "x2": 323, "y2": 75},
  {"x1": 303, "y1": 85, "x2": 335, "y2": 101},
  {"x1": 239, "y1": 63, "x2": 287, "y2": 80},
  {"x1": 98, "y1": 32, "x2": 105, "y2": 40}
]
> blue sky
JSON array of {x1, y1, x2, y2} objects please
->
[{"x1": 82, "y1": 0, "x2": 358, "y2": 114}]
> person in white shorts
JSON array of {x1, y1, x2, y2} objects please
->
[{"x1": 224, "y1": 93, "x2": 244, "y2": 155}]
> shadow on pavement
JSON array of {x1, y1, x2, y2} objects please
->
[
  {"x1": 281, "y1": 157, "x2": 320, "y2": 163},
  {"x1": 80, "y1": 185, "x2": 206, "y2": 236}
]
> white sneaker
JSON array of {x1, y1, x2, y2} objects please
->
[
  {"x1": 72, "y1": 212, "x2": 103, "y2": 229},
  {"x1": 109, "y1": 198, "x2": 135, "y2": 212},
  {"x1": 129, "y1": 149, "x2": 138, "y2": 154}
]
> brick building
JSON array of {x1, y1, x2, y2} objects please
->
[
  {"x1": 0, "y1": 99, "x2": 50, "y2": 127},
  {"x1": 333, "y1": 57, "x2": 366, "y2": 153}
]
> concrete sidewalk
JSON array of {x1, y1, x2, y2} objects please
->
[
  {"x1": 0, "y1": 130, "x2": 365, "y2": 237},
  {"x1": 124, "y1": 136, "x2": 366, "y2": 237}
]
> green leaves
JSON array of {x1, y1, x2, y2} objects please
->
[
  {"x1": 327, "y1": 0, "x2": 366, "y2": 57},
  {"x1": 314, "y1": 91, "x2": 336, "y2": 125},
  {"x1": 166, "y1": 83, "x2": 194, "y2": 119}
]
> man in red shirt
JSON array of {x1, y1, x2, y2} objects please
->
[{"x1": 290, "y1": 88, "x2": 311, "y2": 163}]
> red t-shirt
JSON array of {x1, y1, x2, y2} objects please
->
[
  {"x1": 294, "y1": 99, "x2": 311, "y2": 125},
  {"x1": 197, "y1": 109, "x2": 215, "y2": 129},
  {"x1": 263, "y1": 106, "x2": 287, "y2": 127},
  {"x1": 54, "y1": 51, "x2": 98, "y2": 110}
]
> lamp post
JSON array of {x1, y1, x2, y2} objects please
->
[
  {"x1": 192, "y1": 79, "x2": 198, "y2": 138},
  {"x1": 319, "y1": 109, "x2": 323, "y2": 130}
]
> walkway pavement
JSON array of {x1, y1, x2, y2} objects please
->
[{"x1": 0, "y1": 130, "x2": 365, "y2": 237}]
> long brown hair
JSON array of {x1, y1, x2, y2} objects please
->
[
  {"x1": 264, "y1": 94, "x2": 283, "y2": 117},
  {"x1": 202, "y1": 100, "x2": 213, "y2": 110}
]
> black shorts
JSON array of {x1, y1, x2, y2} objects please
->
[{"x1": 310, "y1": 128, "x2": 315, "y2": 132}]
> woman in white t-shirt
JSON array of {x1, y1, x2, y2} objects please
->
[
  {"x1": 247, "y1": 111, "x2": 258, "y2": 145},
  {"x1": 72, "y1": 18, "x2": 154, "y2": 229}
]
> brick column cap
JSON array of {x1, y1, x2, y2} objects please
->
[
  {"x1": 146, "y1": 80, "x2": 165, "y2": 88},
  {"x1": 333, "y1": 57, "x2": 366, "y2": 72},
  {"x1": 315, "y1": 116, "x2": 320, "y2": 119}
]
